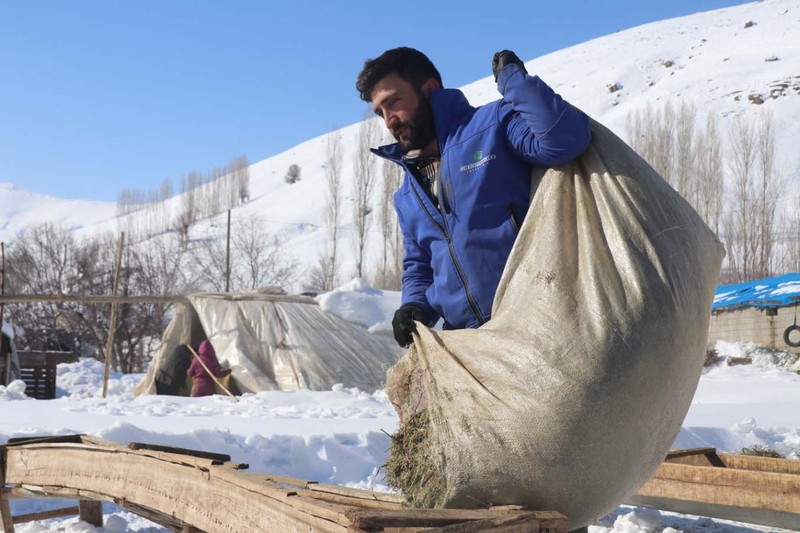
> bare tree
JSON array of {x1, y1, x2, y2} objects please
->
[
  {"x1": 317, "y1": 130, "x2": 344, "y2": 291},
  {"x1": 674, "y1": 100, "x2": 696, "y2": 202},
  {"x1": 723, "y1": 116, "x2": 758, "y2": 282},
  {"x1": 753, "y1": 111, "x2": 782, "y2": 278},
  {"x1": 352, "y1": 114, "x2": 380, "y2": 278},
  {"x1": 233, "y1": 155, "x2": 250, "y2": 204},
  {"x1": 694, "y1": 112, "x2": 724, "y2": 234},
  {"x1": 192, "y1": 215, "x2": 298, "y2": 292},
  {"x1": 784, "y1": 194, "x2": 800, "y2": 273},
  {"x1": 4, "y1": 226, "x2": 184, "y2": 372},
  {"x1": 176, "y1": 172, "x2": 199, "y2": 246},
  {"x1": 375, "y1": 144, "x2": 404, "y2": 290}
]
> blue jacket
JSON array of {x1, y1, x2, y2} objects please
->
[{"x1": 373, "y1": 64, "x2": 591, "y2": 329}]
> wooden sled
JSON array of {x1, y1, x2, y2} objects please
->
[
  {"x1": 627, "y1": 447, "x2": 800, "y2": 530},
  {"x1": 0, "y1": 435, "x2": 567, "y2": 532}
]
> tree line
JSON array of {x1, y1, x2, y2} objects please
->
[
  {"x1": 116, "y1": 155, "x2": 250, "y2": 245},
  {"x1": 625, "y1": 101, "x2": 797, "y2": 283},
  {"x1": 3, "y1": 214, "x2": 297, "y2": 373}
]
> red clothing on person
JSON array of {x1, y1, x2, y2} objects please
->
[{"x1": 188, "y1": 340, "x2": 231, "y2": 397}]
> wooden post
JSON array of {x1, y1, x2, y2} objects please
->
[
  {"x1": 225, "y1": 209, "x2": 231, "y2": 293},
  {"x1": 0, "y1": 489, "x2": 14, "y2": 533},
  {"x1": 78, "y1": 501, "x2": 103, "y2": 527},
  {"x1": 1, "y1": 443, "x2": 15, "y2": 533},
  {"x1": 1, "y1": 242, "x2": 10, "y2": 387},
  {"x1": 102, "y1": 233, "x2": 125, "y2": 398}
]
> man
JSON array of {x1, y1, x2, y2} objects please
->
[{"x1": 357, "y1": 47, "x2": 591, "y2": 347}]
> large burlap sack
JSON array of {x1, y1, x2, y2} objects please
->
[{"x1": 386, "y1": 120, "x2": 724, "y2": 529}]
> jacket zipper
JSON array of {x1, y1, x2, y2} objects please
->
[{"x1": 409, "y1": 166, "x2": 487, "y2": 326}]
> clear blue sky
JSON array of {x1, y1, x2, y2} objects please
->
[{"x1": 0, "y1": 0, "x2": 750, "y2": 201}]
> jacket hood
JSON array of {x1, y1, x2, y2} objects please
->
[{"x1": 198, "y1": 340, "x2": 215, "y2": 359}]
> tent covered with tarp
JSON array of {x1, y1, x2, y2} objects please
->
[{"x1": 135, "y1": 292, "x2": 402, "y2": 395}]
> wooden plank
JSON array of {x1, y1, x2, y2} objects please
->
[
  {"x1": 294, "y1": 487, "x2": 402, "y2": 511},
  {"x1": 630, "y1": 459, "x2": 800, "y2": 529},
  {"x1": 12, "y1": 506, "x2": 79, "y2": 524},
  {"x1": 664, "y1": 448, "x2": 725, "y2": 467},
  {"x1": 128, "y1": 442, "x2": 232, "y2": 463},
  {"x1": 428, "y1": 513, "x2": 542, "y2": 532},
  {"x1": 344, "y1": 508, "x2": 566, "y2": 530},
  {"x1": 4, "y1": 435, "x2": 84, "y2": 447},
  {"x1": 2, "y1": 437, "x2": 570, "y2": 532},
  {"x1": 4, "y1": 443, "x2": 349, "y2": 532},
  {"x1": 304, "y1": 481, "x2": 406, "y2": 504},
  {"x1": 718, "y1": 452, "x2": 800, "y2": 475},
  {"x1": 627, "y1": 494, "x2": 800, "y2": 532},
  {"x1": 639, "y1": 462, "x2": 800, "y2": 512}
]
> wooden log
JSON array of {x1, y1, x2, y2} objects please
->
[
  {"x1": 11, "y1": 505, "x2": 79, "y2": 525},
  {"x1": 0, "y1": 294, "x2": 183, "y2": 305}
]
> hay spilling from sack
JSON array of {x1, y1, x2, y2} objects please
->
[{"x1": 384, "y1": 409, "x2": 444, "y2": 507}]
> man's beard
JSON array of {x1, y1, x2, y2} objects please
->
[{"x1": 393, "y1": 89, "x2": 436, "y2": 151}]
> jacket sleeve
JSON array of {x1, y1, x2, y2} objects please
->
[
  {"x1": 204, "y1": 353, "x2": 228, "y2": 377},
  {"x1": 398, "y1": 210, "x2": 439, "y2": 326},
  {"x1": 187, "y1": 359, "x2": 201, "y2": 378},
  {"x1": 496, "y1": 63, "x2": 591, "y2": 166}
]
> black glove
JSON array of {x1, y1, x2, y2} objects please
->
[
  {"x1": 392, "y1": 304, "x2": 429, "y2": 348},
  {"x1": 492, "y1": 50, "x2": 527, "y2": 82}
]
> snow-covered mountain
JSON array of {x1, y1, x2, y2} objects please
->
[{"x1": 2, "y1": 0, "x2": 798, "y2": 283}]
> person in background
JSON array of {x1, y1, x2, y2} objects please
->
[
  {"x1": 154, "y1": 344, "x2": 192, "y2": 396},
  {"x1": 356, "y1": 47, "x2": 591, "y2": 346},
  {"x1": 187, "y1": 339, "x2": 231, "y2": 397}
]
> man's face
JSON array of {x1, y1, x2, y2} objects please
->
[{"x1": 371, "y1": 73, "x2": 436, "y2": 152}]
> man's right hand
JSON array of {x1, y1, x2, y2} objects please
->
[{"x1": 392, "y1": 304, "x2": 429, "y2": 347}]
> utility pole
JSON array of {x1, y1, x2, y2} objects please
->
[
  {"x1": 102, "y1": 233, "x2": 125, "y2": 397},
  {"x1": 225, "y1": 210, "x2": 231, "y2": 292}
]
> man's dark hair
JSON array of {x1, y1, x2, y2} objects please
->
[{"x1": 356, "y1": 47, "x2": 443, "y2": 102}]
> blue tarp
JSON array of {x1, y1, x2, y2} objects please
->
[{"x1": 713, "y1": 273, "x2": 800, "y2": 311}]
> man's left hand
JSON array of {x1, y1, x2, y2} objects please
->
[{"x1": 492, "y1": 50, "x2": 528, "y2": 82}]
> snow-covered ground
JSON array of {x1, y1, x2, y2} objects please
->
[{"x1": 2, "y1": 282, "x2": 800, "y2": 532}]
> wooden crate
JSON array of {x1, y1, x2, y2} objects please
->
[{"x1": 13, "y1": 351, "x2": 76, "y2": 399}]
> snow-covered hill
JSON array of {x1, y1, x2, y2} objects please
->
[{"x1": 2, "y1": 0, "x2": 798, "y2": 284}]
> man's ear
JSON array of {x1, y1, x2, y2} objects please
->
[{"x1": 421, "y1": 78, "x2": 441, "y2": 95}]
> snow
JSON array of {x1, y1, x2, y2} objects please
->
[
  {"x1": 3, "y1": 282, "x2": 800, "y2": 532},
  {"x1": 2, "y1": 2, "x2": 800, "y2": 531}
]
